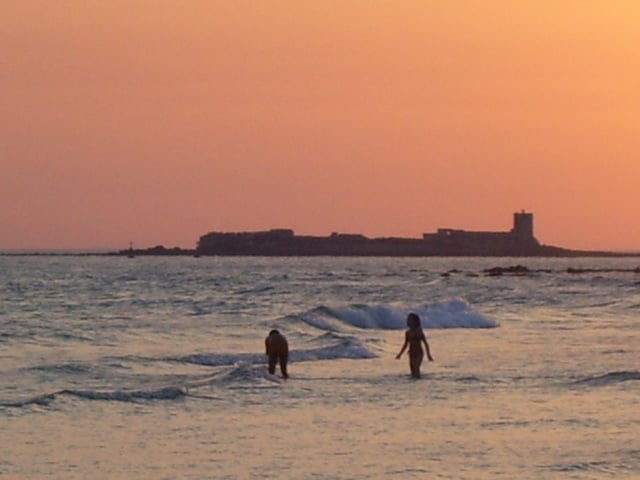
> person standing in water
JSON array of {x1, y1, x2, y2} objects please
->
[
  {"x1": 265, "y1": 329, "x2": 289, "y2": 379},
  {"x1": 396, "y1": 313, "x2": 433, "y2": 378}
]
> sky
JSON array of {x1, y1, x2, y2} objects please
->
[{"x1": 2, "y1": 1, "x2": 640, "y2": 251}]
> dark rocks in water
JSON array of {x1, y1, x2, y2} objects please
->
[
  {"x1": 484, "y1": 265, "x2": 531, "y2": 276},
  {"x1": 567, "y1": 267, "x2": 640, "y2": 274},
  {"x1": 116, "y1": 245, "x2": 196, "y2": 256}
]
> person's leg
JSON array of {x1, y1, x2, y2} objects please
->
[
  {"x1": 410, "y1": 352, "x2": 423, "y2": 379},
  {"x1": 279, "y1": 355, "x2": 289, "y2": 379},
  {"x1": 268, "y1": 355, "x2": 277, "y2": 375},
  {"x1": 409, "y1": 355, "x2": 417, "y2": 378}
]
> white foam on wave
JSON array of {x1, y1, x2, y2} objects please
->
[
  {"x1": 302, "y1": 299, "x2": 497, "y2": 331},
  {"x1": 214, "y1": 361, "x2": 283, "y2": 385},
  {"x1": 179, "y1": 337, "x2": 376, "y2": 368},
  {"x1": 292, "y1": 337, "x2": 376, "y2": 362}
]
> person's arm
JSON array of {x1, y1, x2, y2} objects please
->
[
  {"x1": 396, "y1": 332, "x2": 409, "y2": 359},
  {"x1": 422, "y1": 334, "x2": 434, "y2": 361},
  {"x1": 265, "y1": 338, "x2": 269, "y2": 355}
]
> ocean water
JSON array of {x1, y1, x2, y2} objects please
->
[{"x1": 1, "y1": 255, "x2": 639, "y2": 479}]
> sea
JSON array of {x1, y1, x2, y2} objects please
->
[{"x1": 1, "y1": 255, "x2": 638, "y2": 479}]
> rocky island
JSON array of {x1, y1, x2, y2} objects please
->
[{"x1": 187, "y1": 211, "x2": 628, "y2": 257}]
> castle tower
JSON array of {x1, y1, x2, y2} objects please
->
[{"x1": 512, "y1": 210, "x2": 534, "y2": 238}]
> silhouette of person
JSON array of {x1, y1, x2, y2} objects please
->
[
  {"x1": 396, "y1": 313, "x2": 433, "y2": 378},
  {"x1": 265, "y1": 329, "x2": 289, "y2": 378}
]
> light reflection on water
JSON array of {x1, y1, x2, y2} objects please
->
[{"x1": 0, "y1": 256, "x2": 638, "y2": 479}]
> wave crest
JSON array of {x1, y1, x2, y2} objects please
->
[
  {"x1": 177, "y1": 336, "x2": 376, "y2": 367},
  {"x1": 1, "y1": 386, "x2": 188, "y2": 408},
  {"x1": 572, "y1": 370, "x2": 640, "y2": 387},
  {"x1": 300, "y1": 299, "x2": 497, "y2": 331}
]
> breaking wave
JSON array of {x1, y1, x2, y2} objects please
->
[
  {"x1": 177, "y1": 336, "x2": 375, "y2": 367},
  {"x1": 300, "y1": 299, "x2": 497, "y2": 331},
  {"x1": 2, "y1": 337, "x2": 377, "y2": 409}
]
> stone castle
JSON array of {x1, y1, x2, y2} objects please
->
[{"x1": 195, "y1": 211, "x2": 564, "y2": 257}]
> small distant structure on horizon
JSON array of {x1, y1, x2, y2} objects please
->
[{"x1": 194, "y1": 211, "x2": 573, "y2": 257}]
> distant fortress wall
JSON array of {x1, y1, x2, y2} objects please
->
[
  {"x1": 196, "y1": 211, "x2": 542, "y2": 256},
  {"x1": 421, "y1": 210, "x2": 539, "y2": 254}
]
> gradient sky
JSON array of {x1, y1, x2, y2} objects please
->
[{"x1": 2, "y1": 1, "x2": 639, "y2": 251}]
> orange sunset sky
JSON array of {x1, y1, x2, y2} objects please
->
[{"x1": 2, "y1": 1, "x2": 639, "y2": 251}]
